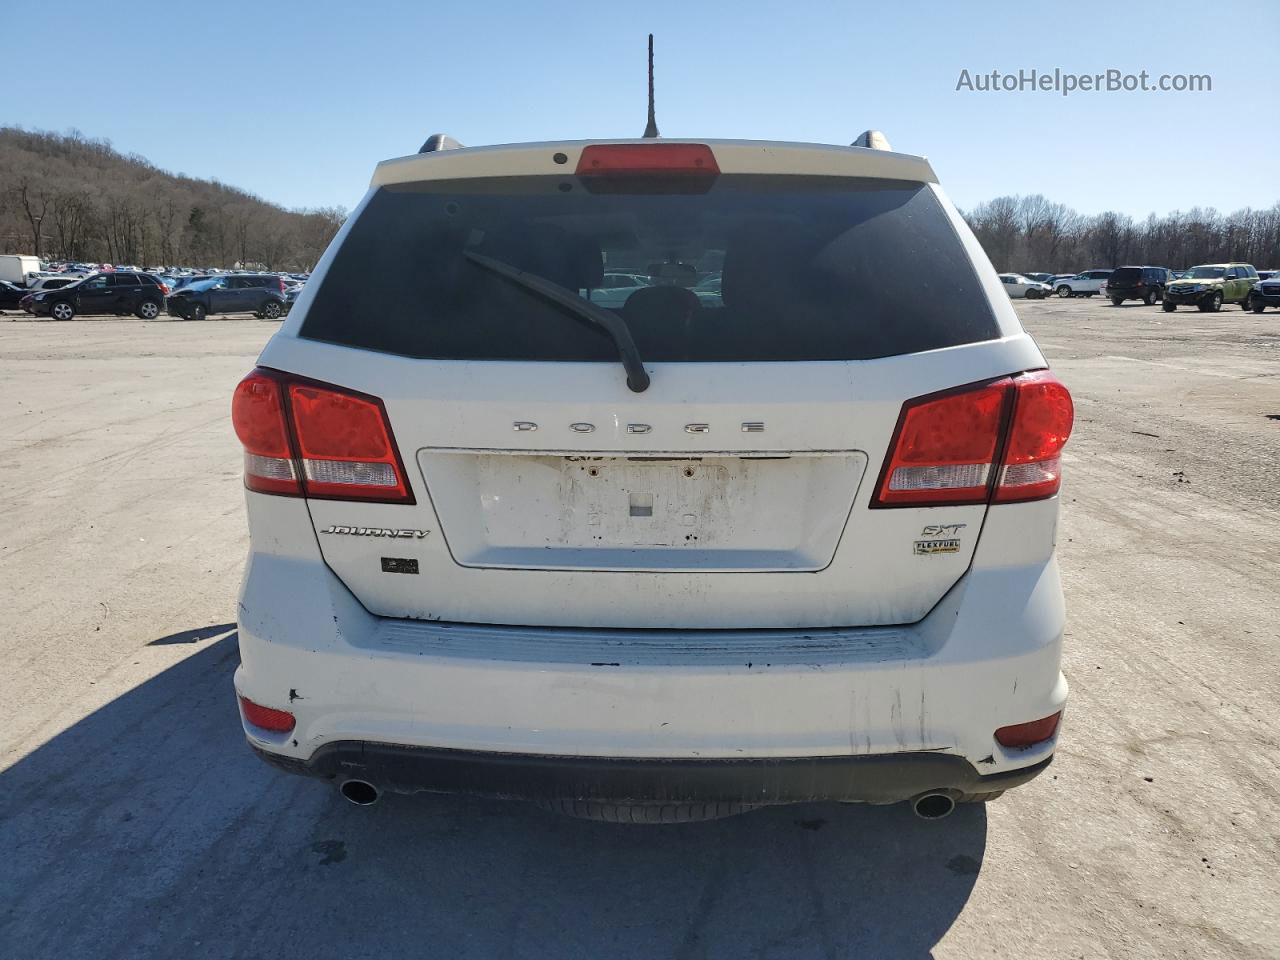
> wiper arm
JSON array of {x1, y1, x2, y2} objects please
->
[{"x1": 464, "y1": 250, "x2": 651, "y2": 393}]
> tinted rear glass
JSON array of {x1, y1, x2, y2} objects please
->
[
  {"x1": 1110, "y1": 268, "x2": 1142, "y2": 282},
  {"x1": 301, "y1": 175, "x2": 998, "y2": 362}
]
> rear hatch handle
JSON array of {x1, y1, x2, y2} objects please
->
[{"x1": 463, "y1": 251, "x2": 651, "y2": 393}]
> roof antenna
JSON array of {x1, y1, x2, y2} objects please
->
[{"x1": 642, "y1": 34, "x2": 660, "y2": 138}]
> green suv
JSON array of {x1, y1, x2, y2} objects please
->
[{"x1": 1163, "y1": 263, "x2": 1258, "y2": 312}]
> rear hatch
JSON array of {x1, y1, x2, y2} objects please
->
[
  {"x1": 256, "y1": 141, "x2": 1045, "y2": 629},
  {"x1": 1107, "y1": 267, "x2": 1145, "y2": 294}
]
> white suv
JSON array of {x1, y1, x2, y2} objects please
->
[
  {"x1": 1054, "y1": 270, "x2": 1113, "y2": 298},
  {"x1": 232, "y1": 138, "x2": 1073, "y2": 823}
]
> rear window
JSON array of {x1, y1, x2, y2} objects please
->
[
  {"x1": 1111, "y1": 268, "x2": 1141, "y2": 282},
  {"x1": 301, "y1": 175, "x2": 999, "y2": 362}
]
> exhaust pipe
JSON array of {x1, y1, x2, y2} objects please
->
[
  {"x1": 911, "y1": 792, "x2": 956, "y2": 820},
  {"x1": 339, "y1": 779, "x2": 380, "y2": 806}
]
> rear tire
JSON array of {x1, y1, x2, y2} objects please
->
[
  {"x1": 535, "y1": 798, "x2": 759, "y2": 823},
  {"x1": 136, "y1": 299, "x2": 160, "y2": 320},
  {"x1": 1241, "y1": 296, "x2": 1253, "y2": 311},
  {"x1": 259, "y1": 300, "x2": 282, "y2": 319},
  {"x1": 1143, "y1": 290, "x2": 1156, "y2": 305},
  {"x1": 1111, "y1": 297, "x2": 1123, "y2": 306},
  {"x1": 1162, "y1": 302, "x2": 1176, "y2": 312}
]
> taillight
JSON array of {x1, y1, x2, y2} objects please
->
[
  {"x1": 993, "y1": 371, "x2": 1074, "y2": 503},
  {"x1": 232, "y1": 371, "x2": 300, "y2": 495},
  {"x1": 575, "y1": 143, "x2": 719, "y2": 178},
  {"x1": 288, "y1": 382, "x2": 413, "y2": 501},
  {"x1": 277, "y1": 277, "x2": 286, "y2": 293},
  {"x1": 873, "y1": 379, "x2": 1012, "y2": 506},
  {"x1": 873, "y1": 371, "x2": 1073, "y2": 507},
  {"x1": 994, "y1": 712, "x2": 1061, "y2": 748},
  {"x1": 239, "y1": 696, "x2": 295, "y2": 733},
  {"x1": 159, "y1": 282, "x2": 171, "y2": 295},
  {"x1": 231, "y1": 368, "x2": 414, "y2": 503}
]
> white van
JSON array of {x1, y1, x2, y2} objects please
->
[
  {"x1": 0, "y1": 255, "x2": 41, "y2": 286},
  {"x1": 232, "y1": 137, "x2": 1074, "y2": 822}
]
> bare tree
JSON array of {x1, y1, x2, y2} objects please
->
[{"x1": 15, "y1": 177, "x2": 53, "y2": 256}]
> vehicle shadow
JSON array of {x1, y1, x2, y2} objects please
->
[{"x1": 0, "y1": 629, "x2": 987, "y2": 960}]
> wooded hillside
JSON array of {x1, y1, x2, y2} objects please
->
[{"x1": 0, "y1": 127, "x2": 345, "y2": 269}]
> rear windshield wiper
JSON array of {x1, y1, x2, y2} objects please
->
[{"x1": 463, "y1": 251, "x2": 651, "y2": 392}]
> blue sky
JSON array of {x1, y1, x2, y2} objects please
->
[{"x1": 8, "y1": 0, "x2": 1274, "y2": 216}]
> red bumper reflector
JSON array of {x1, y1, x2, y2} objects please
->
[
  {"x1": 239, "y1": 696, "x2": 296, "y2": 733},
  {"x1": 994, "y1": 712, "x2": 1061, "y2": 748}
]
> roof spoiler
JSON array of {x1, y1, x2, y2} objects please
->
[
  {"x1": 851, "y1": 130, "x2": 892, "y2": 151},
  {"x1": 419, "y1": 134, "x2": 464, "y2": 154}
]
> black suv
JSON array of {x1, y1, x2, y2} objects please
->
[
  {"x1": 166, "y1": 274, "x2": 289, "y2": 320},
  {"x1": 1108, "y1": 266, "x2": 1172, "y2": 305},
  {"x1": 28, "y1": 272, "x2": 168, "y2": 321}
]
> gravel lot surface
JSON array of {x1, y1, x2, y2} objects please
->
[{"x1": 2, "y1": 300, "x2": 1277, "y2": 959}]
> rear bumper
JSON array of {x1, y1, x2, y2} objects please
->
[
  {"x1": 235, "y1": 495, "x2": 1068, "y2": 793},
  {"x1": 253, "y1": 741, "x2": 1052, "y2": 804},
  {"x1": 1164, "y1": 290, "x2": 1214, "y2": 306}
]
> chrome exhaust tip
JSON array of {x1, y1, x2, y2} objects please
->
[
  {"x1": 911, "y1": 792, "x2": 956, "y2": 820},
  {"x1": 339, "y1": 779, "x2": 380, "y2": 806}
]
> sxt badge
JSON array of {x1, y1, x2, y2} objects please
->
[{"x1": 915, "y1": 523, "x2": 965, "y2": 555}]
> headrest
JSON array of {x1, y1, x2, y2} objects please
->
[{"x1": 623, "y1": 284, "x2": 700, "y2": 320}]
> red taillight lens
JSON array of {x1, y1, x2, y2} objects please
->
[
  {"x1": 995, "y1": 712, "x2": 1061, "y2": 748},
  {"x1": 277, "y1": 277, "x2": 286, "y2": 293},
  {"x1": 159, "y1": 282, "x2": 171, "y2": 295},
  {"x1": 239, "y1": 695, "x2": 295, "y2": 733},
  {"x1": 575, "y1": 143, "x2": 719, "y2": 177},
  {"x1": 231, "y1": 368, "x2": 414, "y2": 503},
  {"x1": 288, "y1": 383, "x2": 413, "y2": 502},
  {"x1": 232, "y1": 371, "x2": 300, "y2": 495},
  {"x1": 874, "y1": 371, "x2": 1073, "y2": 508},
  {"x1": 994, "y1": 371, "x2": 1074, "y2": 503},
  {"x1": 873, "y1": 380, "x2": 1012, "y2": 506}
]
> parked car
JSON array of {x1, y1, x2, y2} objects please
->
[
  {"x1": 166, "y1": 274, "x2": 289, "y2": 320},
  {"x1": 26, "y1": 272, "x2": 167, "y2": 320},
  {"x1": 22, "y1": 275, "x2": 82, "y2": 308},
  {"x1": 1248, "y1": 274, "x2": 1280, "y2": 313},
  {"x1": 230, "y1": 135, "x2": 1074, "y2": 823},
  {"x1": 691, "y1": 273, "x2": 723, "y2": 306},
  {"x1": 1163, "y1": 263, "x2": 1258, "y2": 312},
  {"x1": 1107, "y1": 266, "x2": 1172, "y2": 305},
  {"x1": 998, "y1": 273, "x2": 1053, "y2": 299},
  {"x1": 1054, "y1": 270, "x2": 1113, "y2": 298},
  {"x1": 0, "y1": 280, "x2": 28, "y2": 310},
  {"x1": 589, "y1": 272, "x2": 652, "y2": 308}
]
